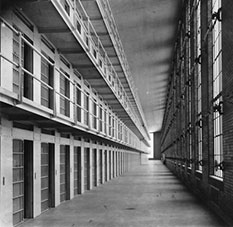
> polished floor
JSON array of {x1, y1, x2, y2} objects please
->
[{"x1": 21, "y1": 161, "x2": 226, "y2": 227}]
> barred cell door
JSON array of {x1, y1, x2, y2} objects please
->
[
  {"x1": 104, "y1": 150, "x2": 108, "y2": 181},
  {"x1": 99, "y1": 150, "x2": 103, "y2": 184},
  {"x1": 84, "y1": 148, "x2": 90, "y2": 191},
  {"x1": 112, "y1": 151, "x2": 115, "y2": 177},
  {"x1": 41, "y1": 143, "x2": 55, "y2": 212},
  {"x1": 60, "y1": 145, "x2": 70, "y2": 203},
  {"x1": 92, "y1": 149, "x2": 97, "y2": 187},
  {"x1": 74, "y1": 147, "x2": 81, "y2": 195},
  {"x1": 109, "y1": 151, "x2": 111, "y2": 180},
  {"x1": 13, "y1": 140, "x2": 33, "y2": 226},
  {"x1": 118, "y1": 152, "x2": 120, "y2": 175},
  {"x1": 116, "y1": 152, "x2": 118, "y2": 176},
  {"x1": 120, "y1": 153, "x2": 122, "y2": 175}
]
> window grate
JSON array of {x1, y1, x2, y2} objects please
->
[{"x1": 212, "y1": 0, "x2": 223, "y2": 178}]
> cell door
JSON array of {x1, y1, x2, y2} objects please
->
[
  {"x1": 121, "y1": 152, "x2": 124, "y2": 174},
  {"x1": 41, "y1": 143, "x2": 55, "y2": 212},
  {"x1": 104, "y1": 150, "x2": 107, "y2": 181},
  {"x1": 109, "y1": 151, "x2": 111, "y2": 180},
  {"x1": 84, "y1": 148, "x2": 90, "y2": 191},
  {"x1": 60, "y1": 145, "x2": 70, "y2": 202},
  {"x1": 13, "y1": 140, "x2": 33, "y2": 226},
  {"x1": 116, "y1": 152, "x2": 118, "y2": 176},
  {"x1": 119, "y1": 153, "x2": 121, "y2": 175},
  {"x1": 92, "y1": 149, "x2": 97, "y2": 187},
  {"x1": 112, "y1": 151, "x2": 115, "y2": 177},
  {"x1": 99, "y1": 150, "x2": 103, "y2": 184},
  {"x1": 118, "y1": 153, "x2": 121, "y2": 175},
  {"x1": 74, "y1": 147, "x2": 81, "y2": 195}
]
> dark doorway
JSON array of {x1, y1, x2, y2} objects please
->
[
  {"x1": 41, "y1": 143, "x2": 55, "y2": 212},
  {"x1": 74, "y1": 146, "x2": 81, "y2": 195},
  {"x1": 105, "y1": 150, "x2": 107, "y2": 182},
  {"x1": 60, "y1": 145, "x2": 70, "y2": 202},
  {"x1": 84, "y1": 148, "x2": 90, "y2": 191}
]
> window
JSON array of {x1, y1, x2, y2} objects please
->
[
  {"x1": 23, "y1": 36, "x2": 34, "y2": 100},
  {"x1": 76, "y1": 20, "x2": 81, "y2": 34},
  {"x1": 124, "y1": 127, "x2": 128, "y2": 143},
  {"x1": 92, "y1": 99, "x2": 97, "y2": 130},
  {"x1": 13, "y1": 31, "x2": 23, "y2": 95},
  {"x1": 99, "y1": 58, "x2": 103, "y2": 68},
  {"x1": 85, "y1": 34, "x2": 89, "y2": 47},
  {"x1": 112, "y1": 75, "x2": 115, "y2": 88},
  {"x1": 13, "y1": 31, "x2": 33, "y2": 100},
  {"x1": 99, "y1": 105, "x2": 103, "y2": 132},
  {"x1": 93, "y1": 47, "x2": 97, "y2": 59},
  {"x1": 104, "y1": 109, "x2": 107, "y2": 134},
  {"x1": 60, "y1": 70, "x2": 70, "y2": 117},
  {"x1": 187, "y1": 0, "x2": 192, "y2": 168},
  {"x1": 118, "y1": 122, "x2": 122, "y2": 141},
  {"x1": 112, "y1": 116, "x2": 115, "y2": 138},
  {"x1": 76, "y1": 84, "x2": 82, "y2": 122},
  {"x1": 118, "y1": 121, "x2": 121, "y2": 140},
  {"x1": 84, "y1": 92, "x2": 89, "y2": 125},
  {"x1": 41, "y1": 54, "x2": 54, "y2": 109},
  {"x1": 195, "y1": 0, "x2": 202, "y2": 171},
  {"x1": 64, "y1": 0, "x2": 70, "y2": 16},
  {"x1": 108, "y1": 113, "x2": 112, "y2": 137},
  {"x1": 212, "y1": 0, "x2": 223, "y2": 178}
]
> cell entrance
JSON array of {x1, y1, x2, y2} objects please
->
[
  {"x1": 41, "y1": 143, "x2": 55, "y2": 212},
  {"x1": 13, "y1": 139, "x2": 33, "y2": 226},
  {"x1": 60, "y1": 145, "x2": 70, "y2": 202}
]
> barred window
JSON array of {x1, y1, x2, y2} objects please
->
[
  {"x1": 187, "y1": 0, "x2": 192, "y2": 167},
  {"x1": 212, "y1": 0, "x2": 223, "y2": 178},
  {"x1": 108, "y1": 113, "x2": 112, "y2": 137},
  {"x1": 41, "y1": 54, "x2": 54, "y2": 109},
  {"x1": 13, "y1": 31, "x2": 24, "y2": 94},
  {"x1": 76, "y1": 84, "x2": 82, "y2": 122},
  {"x1": 99, "y1": 105, "x2": 103, "y2": 132},
  {"x1": 112, "y1": 116, "x2": 115, "y2": 138},
  {"x1": 92, "y1": 99, "x2": 97, "y2": 130},
  {"x1": 60, "y1": 70, "x2": 70, "y2": 117},
  {"x1": 195, "y1": 0, "x2": 202, "y2": 171},
  {"x1": 84, "y1": 92, "x2": 89, "y2": 125},
  {"x1": 104, "y1": 109, "x2": 107, "y2": 134}
]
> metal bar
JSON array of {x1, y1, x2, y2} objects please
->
[
  {"x1": 0, "y1": 53, "x2": 18, "y2": 67},
  {"x1": 55, "y1": 90, "x2": 75, "y2": 104},
  {"x1": 21, "y1": 67, "x2": 54, "y2": 90},
  {"x1": 21, "y1": 35, "x2": 55, "y2": 66},
  {"x1": 55, "y1": 67, "x2": 75, "y2": 85}
]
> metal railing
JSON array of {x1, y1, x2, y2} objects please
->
[
  {"x1": 0, "y1": 13, "x2": 146, "y2": 147},
  {"x1": 56, "y1": 0, "x2": 149, "y2": 140},
  {"x1": 95, "y1": 0, "x2": 149, "y2": 135}
]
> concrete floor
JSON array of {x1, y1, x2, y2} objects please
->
[{"x1": 21, "y1": 161, "x2": 226, "y2": 227}]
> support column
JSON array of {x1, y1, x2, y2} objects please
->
[{"x1": 0, "y1": 118, "x2": 13, "y2": 227}]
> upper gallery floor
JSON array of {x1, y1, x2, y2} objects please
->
[{"x1": 0, "y1": 0, "x2": 150, "y2": 152}]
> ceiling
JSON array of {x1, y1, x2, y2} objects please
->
[{"x1": 109, "y1": 0, "x2": 182, "y2": 133}]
